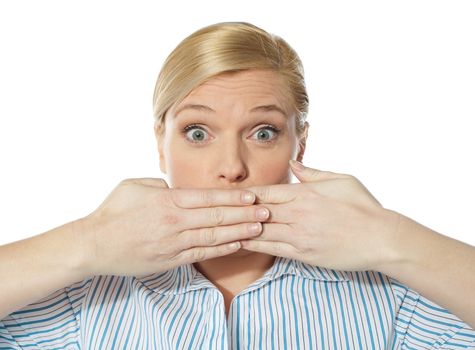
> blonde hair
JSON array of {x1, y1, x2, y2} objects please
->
[{"x1": 152, "y1": 21, "x2": 309, "y2": 137}]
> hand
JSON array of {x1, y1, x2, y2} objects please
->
[
  {"x1": 240, "y1": 160, "x2": 401, "y2": 272},
  {"x1": 78, "y1": 178, "x2": 269, "y2": 278}
]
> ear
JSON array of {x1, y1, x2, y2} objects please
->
[
  {"x1": 154, "y1": 123, "x2": 167, "y2": 174},
  {"x1": 296, "y1": 121, "x2": 309, "y2": 163}
]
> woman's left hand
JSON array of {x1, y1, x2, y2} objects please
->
[{"x1": 241, "y1": 160, "x2": 402, "y2": 272}]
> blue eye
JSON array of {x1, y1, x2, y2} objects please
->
[
  {"x1": 181, "y1": 124, "x2": 281, "y2": 144},
  {"x1": 182, "y1": 125, "x2": 209, "y2": 143},
  {"x1": 253, "y1": 125, "x2": 280, "y2": 143}
]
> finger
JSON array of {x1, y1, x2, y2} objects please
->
[
  {"x1": 180, "y1": 205, "x2": 270, "y2": 231},
  {"x1": 289, "y1": 160, "x2": 349, "y2": 181},
  {"x1": 175, "y1": 241, "x2": 242, "y2": 264},
  {"x1": 255, "y1": 203, "x2": 297, "y2": 224},
  {"x1": 242, "y1": 183, "x2": 298, "y2": 205},
  {"x1": 240, "y1": 222, "x2": 296, "y2": 245},
  {"x1": 240, "y1": 239, "x2": 298, "y2": 260},
  {"x1": 176, "y1": 222, "x2": 263, "y2": 249},
  {"x1": 225, "y1": 202, "x2": 299, "y2": 225},
  {"x1": 171, "y1": 188, "x2": 256, "y2": 208}
]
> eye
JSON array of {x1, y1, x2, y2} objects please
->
[
  {"x1": 251, "y1": 125, "x2": 281, "y2": 143},
  {"x1": 182, "y1": 124, "x2": 209, "y2": 143},
  {"x1": 181, "y1": 124, "x2": 281, "y2": 144}
]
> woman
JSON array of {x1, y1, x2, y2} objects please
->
[{"x1": 1, "y1": 21, "x2": 474, "y2": 349}]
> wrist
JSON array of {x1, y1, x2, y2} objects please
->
[
  {"x1": 372, "y1": 209, "x2": 407, "y2": 275},
  {"x1": 374, "y1": 209, "x2": 434, "y2": 280},
  {"x1": 68, "y1": 217, "x2": 96, "y2": 279}
]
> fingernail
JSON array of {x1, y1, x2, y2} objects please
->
[
  {"x1": 257, "y1": 208, "x2": 269, "y2": 220},
  {"x1": 229, "y1": 242, "x2": 241, "y2": 249},
  {"x1": 242, "y1": 192, "x2": 255, "y2": 204},
  {"x1": 248, "y1": 222, "x2": 261, "y2": 234}
]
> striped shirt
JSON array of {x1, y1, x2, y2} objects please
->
[{"x1": 1, "y1": 256, "x2": 474, "y2": 349}]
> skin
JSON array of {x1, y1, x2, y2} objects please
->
[
  {"x1": 153, "y1": 68, "x2": 475, "y2": 327},
  {"x1": 155, "y1": 69, "x2": 309, "y2": 306},
  {"x1": 240, "y1": 163, "x2": 475, "y2": 328},
  {"x1": 0, "y1": 69, "x2": 472, "y2": 329}
]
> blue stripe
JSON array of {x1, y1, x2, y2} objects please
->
[
  {"x1": 399, "y1": 306, "x2": 461, "y2": 328},
  {"x1": 313, "y1": 280, "x2": 325, "y2": 348},
  {"x1": 8, "y1": 318, "x2": 77, "y2": 338},
  {"x1": 195, "y1": 291, "x2": 209, "y2": 350},
  {"x1": 334, "y1": 279, "x2": 350, "y2": 349},
  {"x1": 355, "y1": 272, "x2": 376, "y2": 349},
  {"x1": 10, "y1": 279, "x2": 91, "y2": 317},
  {"x1": 236, "y1": 295, "x2": 241, "y2": 349},
  {"x1": 87, "y1": 276, "x2": 114, "y2": 349},
  {"x1": 405, "y1": 329, "x2": 436, "y2": 346},
  {"x1": 289, "y1": 275, "x2": 301, "y2": 348},
  {"x1": 109, "y1": 278, "x2": 132, "y2": 349},
  {"x1": 134, "y1": 286, "x2": 144, "y2": 350},
  {"x1": 257, "y1": 286, "x2": 263, "y2": 347},
  {"x1": 278, "y1": 275, "x2": 288, "y2": 347},
  {"x1": 402, "y1": 294, "x2": 452, "y2": 314},
  {"x1": 301, "y1": 279, "x2": 313, "y2": 350},
  {"x1": 2, "y1": 258, "x2": 474, "y2": 349},
  {"x1": 324, "y1": 281, "x2": 338, "y2": 349},
  {"x1": 176, "y1": 289, "x2": 197, "y2": 347},
  {"x1": 366, "y1": 270, "x2": 387, "y2": 347},
  {"x1": 122, "y1": 293, "x2": 136, "y2": 348},
  {"x1": 347, "y1": 275, "x2": 363, "y2": 349},
  {"x1": 247, "y1": 291, "x2": 251, "y2": 349},
  {"x1": 268, "y1": 279, "x2": 275, "y2": 349},
  {"x1": 98, "y1": 277, "x2": 125, "y2": 349},
  {"x1": 378, "y1": 272, "x2": 395, "y2": 322},
  {"x1": 207, "y1": 291, "x2": 219, "y2": 349},
  {"x1": 445, "y1": 341, "x2": 473, "y2": 348}
]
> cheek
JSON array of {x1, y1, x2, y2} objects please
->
[
  {"x1": 166, "y1": 149, "x2": 205, "y2": 188},
  {"x1": 254, "y1": 153, "x2": 293, "y2": 184}
]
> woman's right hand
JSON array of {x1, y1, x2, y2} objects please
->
[{"x1": 77, "y1": 178, "x2": 269, "y2": 278}]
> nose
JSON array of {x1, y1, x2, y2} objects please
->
[{"x1": 217, "y1": 136, "x2": 248, "y2": 184}]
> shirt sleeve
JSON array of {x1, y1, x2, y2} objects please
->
[
  {"x1": 391, "y1": 278, "x2": 475, "y2": 349},
  {"x1": 0, "y1": 277, "x2": 92, "y2": 350}
]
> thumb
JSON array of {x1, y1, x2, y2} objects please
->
[{"x1": 289, "y1": 160, "x2": 336, "y2": 182}]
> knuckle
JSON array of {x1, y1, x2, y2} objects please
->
[
  {"x1": 203, "y1": 227, "x2": 217, "y2": 245},
  {"x1": 169, "y1": 189, "x2": 181, "y2": 208},
  {"x1": 211, "y1": 206, "x2": 225, "y2": 226},
  {"x1": 169, "y1": 250, "x2": 184, "y2": 264},
  {"x1": 201, "y1": 190, "x2": 215, "y2": 208},
  {"x1": 193, "y1": 247, "x2": 207, "y2": 262},
  {"x1": 178, "y1": 229, "x2": 192, "y2": 247},
  {"x1": 254, "y1": 186, "x2": 270, "y2": 204}
]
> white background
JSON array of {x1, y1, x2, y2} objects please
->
[{"x1": 0, "y1": 1, "x2": 474, "y2": 246}]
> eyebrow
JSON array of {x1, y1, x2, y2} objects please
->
[{"x1": 174, "y1": 103, "x2": 288, "y2": 118}]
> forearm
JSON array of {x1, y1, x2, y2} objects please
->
[
  {"x1": 0, "y1": 219, "x2": 90, "y2": 319},
  {"x1": 378, "y1": 211, "x2": 475, "y2": 328}
]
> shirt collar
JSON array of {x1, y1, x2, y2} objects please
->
[{"x1": 137, "y1": 256, "x2": 349, "y2": 295}]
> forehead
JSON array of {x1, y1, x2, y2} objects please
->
[{"x1": 178, "y1": 69, "x2": 292, "y2": 112}]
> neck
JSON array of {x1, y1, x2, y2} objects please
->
[{"x1": 193, "y1": 250, "x2": 276, "y2": 295}]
